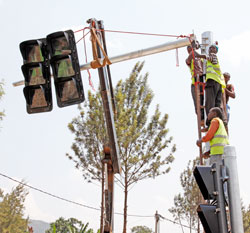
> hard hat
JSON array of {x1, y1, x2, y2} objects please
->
[
  {"x1": 223, "y1": 72, "x2": 230, "y2": 77},
  {"x1": 209, "y1": 44, "x2": 219, "y2": 53}
]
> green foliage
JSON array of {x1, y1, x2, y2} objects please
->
[
  {"x1": 46, "y1": 217, "x2": 94, "y2": 233},
  {"x1": 242, "y1": 202, "x2": 250, "y2": 233},
  {"x1": 169, "y1": 157, "x2": 200, "y2": 232},
  {"x1": 67, "y1": 61, "x2": 176, "y2": 233},
  {"x1": 67, "y1": 61, "x2": 176, "y2": 186},
  {"x1": 0, "y1": 81, "x2": 5, "y2": 123},
  {"x1": 131, "y1": 225, "x2": 153, "y2": 233},
  {"x1": 0, "y1": 183, "x2": 29, "y2": 233}
]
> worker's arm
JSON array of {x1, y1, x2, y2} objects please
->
[
  {"x1": 194, "y1": 52, "x2": 207, "y2": 60},
  {"x1": 186, "y1": 53, "x2": 192, "y2": 66},
  {"x1": 186, "y1": 51, "x2": 206, "y2": 66},
  {"x1": 196, "y1": 118, "x2": 219, "y2": 146},
  {"x1": 225, "y1": 84, "x2": 236, "y2": 99}
]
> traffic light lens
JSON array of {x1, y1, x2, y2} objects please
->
[
  {"x1": 58, "y1": 80, "x2": 79, "y2": 102},
  {"x1": 26, "y1": 45, "x2": 44, "y2": 62},
  {"x1": 56, "y1": 58, "x2": 75, "y2": 78},
  {"x1": 28, "y1": 67, "x2": 46, "y2": 85},
  {"x1": 51, "y1": 37, "x2": 71, "y2": 56},
  {"x1": 31, "y1": 88, "x2": 48, "y2": 108}
]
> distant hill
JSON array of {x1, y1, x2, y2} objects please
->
[{"x1": 28, "y1": 219, "x2": 50, "y2": 233}]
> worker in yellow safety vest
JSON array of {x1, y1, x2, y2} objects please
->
[
  {"x1": 205, "y1": 44, "x2": 226, "y2": 123},
  {"x1": 196, "y1": 107, "x2": 229, "y2": 156}
]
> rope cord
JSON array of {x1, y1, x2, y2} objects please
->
[{"x1": 75, "y1": 27, "x2": 190, "y2": 39}]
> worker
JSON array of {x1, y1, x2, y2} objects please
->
[
  {"x1": 196, "y1": 107, "x2": 229, "y2": 158},
  {"x1": 223, "y1": 72, "x2": 236, "y2": 122},
  {"x1": 204, "y1": 44, "x2": 226, "y2": 124},
  {"x1": 186, "y1": 45, "x2": 207, "y2": 126}
]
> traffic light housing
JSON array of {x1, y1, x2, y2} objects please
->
[
  {"x1": 46, "y1": 30, "x2": 84, "y2": 107},
  {"x1": 194, "y1": 164, "x2": 228, "y2": 233},
  {"x1": 197, "y1": 204, "x2": 219, "y2": 233},
  {"x1": 20, "y1": 39, "x2": 52, "y2": 114}
]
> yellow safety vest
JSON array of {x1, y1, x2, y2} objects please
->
[
  {"x1": 206, "y1": 60, "x2": 226, "y2": 88},
  {"x1": 209, "y1": 117, "x2": 229, "y2": 155},
  {"x1": 190, "y1": 60, "x2": 195, "y2": 85}
]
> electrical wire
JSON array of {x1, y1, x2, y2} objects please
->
[
  {"x1": 0, "y1": 172, "x2": 152, "y2": 218},
  {"x1": 0, "y1": 172, "x2": 199, "y2": 229},
  {"x1": 159, "y1": 214, "x2": 198, "y2": 231}
]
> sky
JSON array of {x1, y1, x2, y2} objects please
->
[{"x1": 0, "y1": 0, "x2": 250, "y2": 232}]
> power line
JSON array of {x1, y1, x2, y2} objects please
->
[
  {"x1": 0, "y1": 172, "x2": 100, "y2": 211},
  {"x1": 159, "y1": 214, "x2": 198, "y2": 231},
  {"x1": 0, "y1": 172, "x2": 152, "y2": 218},
  {"x1": 0, "y1": 172, "x2": 199, "y2": 229}
]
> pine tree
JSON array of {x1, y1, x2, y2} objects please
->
[
  {"x1": 0, "y1": 183, "x2": 29, "y2": 233},
  {"x1": 169, "y1": 158, "x2": 200, "y2": 233},
  {"x1": 242, "y1": 202, "x2": 250, "y2": 233},
  {"x1": 67, "y1": 62, "x2": 176, "y2": 233}
]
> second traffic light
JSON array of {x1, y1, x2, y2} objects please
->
[
  {"x1": 46, "y1": 30, "x2": 84, "y2": 107},
  {"x1": 194, "y1": 164, "x2": 228, "y2": 233}
]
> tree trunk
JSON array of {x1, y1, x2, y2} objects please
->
[{"x1": 123, "y1": 176, "x2": 128, "y2": 233}]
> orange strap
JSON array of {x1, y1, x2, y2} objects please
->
[{"x1": 90, "y1": 28, "x2": 112, "y2": 69}]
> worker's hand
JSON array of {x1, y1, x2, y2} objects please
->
[
  {"x1": 201, "y1": 127, "x2": 208, "y2": 133},
  {"x1": 196, "y1": 139, "x2": 202, "y2": 147}
]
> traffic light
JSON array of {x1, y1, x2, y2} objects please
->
[
  {"x1": 194, "y1": 163, "x2": 228, "y2": 233},
  {"x1": 46, "y1": 30, "x2": 84, "y2": 107},
  {"x1": 20, "y1": 39, "x2": 52, "y2": 114}
]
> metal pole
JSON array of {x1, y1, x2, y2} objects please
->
[
  {"x1": 100, "y1": 160, "x2": 105, "y2": 233},
  {"x1": 80, "y1": 36, "x2": 193, "y2": 71},
  {"x1": 224, "y1": 146, "x2": 244, "y2": 233},
  {"x1": 213, "y1": 162, "x2": 228, "y2": 233}
]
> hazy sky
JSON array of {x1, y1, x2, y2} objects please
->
[{"x1": 1, "y1": 0, "x2": 250, "y2": 232}]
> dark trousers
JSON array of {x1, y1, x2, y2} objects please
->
[
  {"x1": 191, "y1": 75, "x2": 205, "y2": 120},
  {"x1": 205, "y1": 79, "x2": 222, "y2": 116}
]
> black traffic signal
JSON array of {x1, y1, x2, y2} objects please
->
[
  {"x1": 46, "y1": 30, "x2": 84, "y2": 107},
  {"x1": 194, "y1": 163, "x2": 228, "y2": 233},
  {"x1": 20, "y1": 39, "x2": 52, "y2": 114}
]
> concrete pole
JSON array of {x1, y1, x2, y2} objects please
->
[{"x1": 224, "y1": 145, "x2": 244, "y2": 233}]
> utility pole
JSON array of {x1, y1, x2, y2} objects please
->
[{"x1": 155, "y1": 211, "x2": 160, "y2": 233}]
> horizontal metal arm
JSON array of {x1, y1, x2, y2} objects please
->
[{"x1": 80, "y1": 36, "x2": 193, "y2": 71}]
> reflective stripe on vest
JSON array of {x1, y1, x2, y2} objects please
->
[
  {"x1": 206, "y1": 60, "x2": 226, "y2": 88},
  {"x1": 209, "y1": 118, "x2": 229, "y2": 155},
  {"x1": 190, "y1": 60, "x2": 195, "y2": 85}
]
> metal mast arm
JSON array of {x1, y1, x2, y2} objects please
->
[{"x1": 80, "y1": 36, "x2": 194, "y2": 71}]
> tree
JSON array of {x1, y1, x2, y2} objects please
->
[
  {"x1": 242, "y1": 202, "x2": 250, "y2": 233},
  {"x1": 0, "y1": 81, "x2": 5, "y2": 124},
  {"x1": 46, "y1": 217, "x2": 95, "y2": 233},
  {"x1": 131, "y1": 225, "x2": 153, "y2": 233},
  {"x1": 169, "y1": 157, "x2": 200, "y2": 233},
  {"x1": 0, "y1": 183, "x2": 29, "y2": 233},
  {"x1": 67, "y1": 62, "x2": 176, "y2": 233}
]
